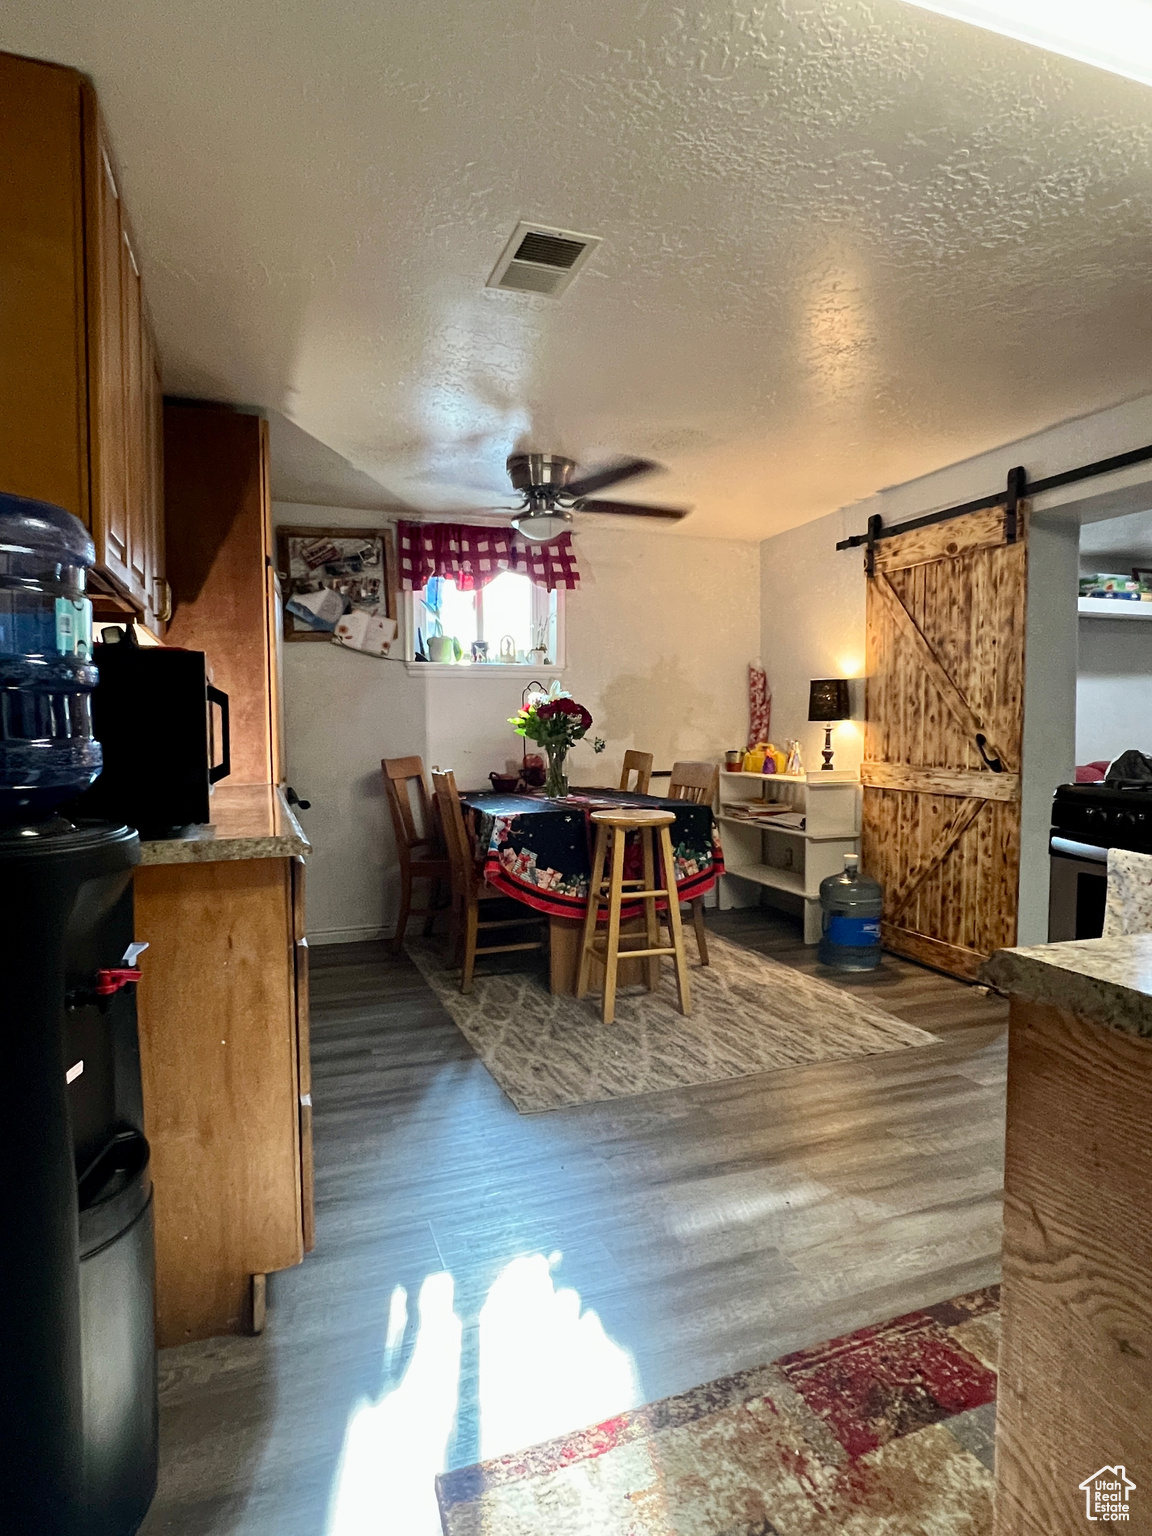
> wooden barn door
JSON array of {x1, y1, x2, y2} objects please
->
[{"x1": 861, "y1": 505, "x2": 1027, "y2": 979}]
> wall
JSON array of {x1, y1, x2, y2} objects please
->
[
  {"x1": 1075, "y1": 508, "x2": 1152, "y2": 767},
  {"x1": 278, "y1": 505, "x2": 760, "y2": 943},
  {"x1": 759, "y1": 508, "x2": 868, "y2": 774},
  {"x1": 1018, "y1": 516, "x2": 1079, "y2": 945},
  {"x1": 1076, "y1": 619, "x2": 1152, "y2": 764}
]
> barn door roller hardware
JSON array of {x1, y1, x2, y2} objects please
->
[{"x1": 839, "y1": 436, "x2": 1152, "y2": 560}]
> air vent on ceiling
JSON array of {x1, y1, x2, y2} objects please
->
[{"x1": 486, "y1": 221, "x2": 601, "y2": 299}]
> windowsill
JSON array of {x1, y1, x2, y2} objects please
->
[{"x1": 404, "y1": 661, "x2": 566, "y2": 677}]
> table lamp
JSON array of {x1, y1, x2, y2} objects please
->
[{"x1": 808, "y1": 679, "x2": 852, "y2": 770}]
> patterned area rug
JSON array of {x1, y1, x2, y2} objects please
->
[
  {"x1": 406, "y1": 932, "x2": 935, "y2": 1113},
  {"x1": 437, "y1": 1287, "x2": 999, "y2": 1535}
]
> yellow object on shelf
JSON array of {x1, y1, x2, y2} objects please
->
[{"x1": 743, "y1": 744, "x2": 767, "y2": 773}]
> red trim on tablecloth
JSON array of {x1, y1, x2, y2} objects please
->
[{"x1": 481, "y1": 850, "x2": 724, "y2": 921}]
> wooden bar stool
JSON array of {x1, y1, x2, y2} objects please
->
[{"x1": 576, "y1": 808, "x2": 691, "y2": 1024}]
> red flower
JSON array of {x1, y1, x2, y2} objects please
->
[{"x1": 538, "y1": 698, "x2": 592, "y2": 730}]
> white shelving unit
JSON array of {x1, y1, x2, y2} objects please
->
[
  {"x1": 717, "y1": 769, "x2": 861, "y2": 944},
  {"x1": 1078, "y1": 596, "x2": 1152, "y2": 621}
]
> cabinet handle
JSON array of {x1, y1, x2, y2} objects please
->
[{"x1": 154, "y1": 578, "x2": 172, "y2": 623}]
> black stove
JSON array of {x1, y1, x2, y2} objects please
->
[
  {"x1": 1049, "y1": 783, "x2": 1152, "y2": 941},
  {"x1": 1051, "y1": 783, "x2": 1152, "y2": 854}
]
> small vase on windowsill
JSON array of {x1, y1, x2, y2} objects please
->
[{"x1": 544, "y1": 745, "x2": 569, "y2": 798}]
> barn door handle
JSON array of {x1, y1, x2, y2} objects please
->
[{"x1": 975, "y1": 734, "x2": 1004, "y2": 773}]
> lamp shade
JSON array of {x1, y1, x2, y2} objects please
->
[{"x1": 808, "y1": 678, "x2": 851, "y2": 723}]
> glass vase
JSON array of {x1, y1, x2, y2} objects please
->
[{"x1": 544, "y1": 745, "x2": 569, "y2": 798}]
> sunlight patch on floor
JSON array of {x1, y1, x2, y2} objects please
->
[
  {"x1": 478, "y1": 1252, "x2": 641, "y2": 1462},
  {"x1": 326, "y1": 1254, "x2": 640, "y2": 1533},
  {"x1": 326, "y1": 1272, "x2": 461, "y2": 1536}
]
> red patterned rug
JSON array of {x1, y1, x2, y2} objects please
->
[{"x1": 436, "y1": 1286, "x2": 999, "y2": 1535}]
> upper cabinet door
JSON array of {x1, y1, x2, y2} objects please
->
[
  {"x1": 1, "y1": 55, "x2": 165, "y2": 617},
  {"x1": 84, "y1": 99, "x2": 131, "y2": 590},
  {"x1": 0, "y1": 53, "x2": 88, "y2": 516},
  {"x1": 141, "y1": 308, "x2": 167, "y2": 629},
  {"x1": 121, "y1": 223, "x2": 148, "y2": 606}
]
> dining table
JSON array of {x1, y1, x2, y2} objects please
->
[{"x1": 458, "y1": 786, "x2": 725, "y2": 994}]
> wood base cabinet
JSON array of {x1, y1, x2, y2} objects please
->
[
  {"x1": 0, "y1": 49, "x2": 166, "y2": 625},
  {"x1": 135, "y1": 855, "x2": 312, "y2": 1346},
  {"x1": 994, "y1": 998, "x2": 1152, "y2": 1533}
]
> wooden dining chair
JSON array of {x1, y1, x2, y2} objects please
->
[
  {"x1": 619, "y1": 749, "x2": 654, "y2": 794},
  {"x1": 382, "y1": 755, "x2": 451, "y2": 953},
  {"x1": 431, "y1": 769, "x2": 546, "y2": 993},
  {"x1": 667, "y1": 760, "x2": 721, "y2": 965}
]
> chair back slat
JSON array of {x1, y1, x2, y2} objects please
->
[
  {"x1": 667, "y1": 760, "x2": 719, "y2": 806},
  {"x1": 382, "y1": 755, "x2": 440, "y2": 854},
  {"x1": 619, "y1": 749, "x2": 654, "y2": 795},
  {"x1": 431, "y1": 768, "x2": 474, "y2": 897}
]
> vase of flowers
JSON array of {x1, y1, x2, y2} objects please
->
[
  {"x1": 509, "y1": 684, "x2": 600, "y2": 798},
  {"x1": 543, "y1": 744, "x2": 570, "y2": 797}
]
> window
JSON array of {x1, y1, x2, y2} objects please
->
[{"x1": 411, "y1": 571, "x2": 563, "y2": 665}]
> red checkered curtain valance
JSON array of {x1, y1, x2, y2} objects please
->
[{"x1": 396, "y1": 521, "x2": 580, "y2": 592}]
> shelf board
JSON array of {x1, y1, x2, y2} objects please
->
[
  {"x1": 722, "y1": 863, "x2": 807, "y2": 896},
  {"x1": 1078, "y1": 596, "x2": 1152, "y2": 621},
  {"x1": 720, "y1": 769, "x2": 859, "y2": 783},
  {"x1": 717, "y1": 815, "x2": 857, "y2": 842},
  {"x1": 722, "y1": 770, "x2": 805, "y2": 782}
]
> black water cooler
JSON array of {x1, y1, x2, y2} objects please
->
[{"x1": 0, "y1": 819, "x2": 158, "y2": 1536}]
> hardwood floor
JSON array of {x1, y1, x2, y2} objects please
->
[{"x1": 140, "y1": 909, "x2": 1008, "y2": 1536}]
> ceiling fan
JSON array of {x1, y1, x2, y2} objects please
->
[{"x1": 484, "y1": 453, "x2": 690, "y2": 542}]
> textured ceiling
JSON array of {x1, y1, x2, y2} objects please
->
[{"x1": 7, "y1": 0, "x2": 1152, "y2": 539}]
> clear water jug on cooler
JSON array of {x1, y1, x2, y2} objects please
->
[
  {"x1": 818, "y1": 853, "x2": 883, "y2": 971},
  {"x1": 0, "y1": 493, "x2": 102, "y2": 823}
]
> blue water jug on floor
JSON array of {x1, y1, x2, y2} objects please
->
[
  {"x1": 0, "y1": 493, "x2": 102, "y2": 823},
  {"x1": 818, "y1": 853, "x2": 883, "y2": 971}
]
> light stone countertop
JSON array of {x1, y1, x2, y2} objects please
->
[
  {"x1": 136, "y1": 784, "x2": 310, "y2": 866},
  {"x1": 982, "y1": 934, "x2": 1152, "y2": 1038}
]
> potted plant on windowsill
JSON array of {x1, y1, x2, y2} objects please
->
[{"x1": 509, "y1": 684, "x2": 600, "y2": 797}]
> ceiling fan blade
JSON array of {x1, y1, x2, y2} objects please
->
[
  {"x1": 573, "y1": 498, "x2": 689, "y2": 522},
  {"x1": 564, "y1": 457, "x2": 662, "y2": 499}
]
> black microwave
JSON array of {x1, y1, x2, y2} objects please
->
[{"x1": 73, "y1": 633, "x2": 230, "y2": 836}]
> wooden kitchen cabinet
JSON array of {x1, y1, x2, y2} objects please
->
[
  {"x1": 0, "y1": 50, "x2": 167, "y2": 627},
  {"x1": 163, "y1": 403, "x2": 280, "y2": 783},
  {"x1": 134, "y1": 794, "x2": 313, "y2": 1346}
]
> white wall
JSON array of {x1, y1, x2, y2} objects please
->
[
  {"x1": 278, "y1": 504, "x2": 761, "y2": 943},
  {"x1": 1018, "y1": 517, "x2": 1079, "y2": 945},
  {"x1": 1076, "y1": 621, "x2": 1152, "y2": 764},
  {"x1": 759, "y1": 508, "x2": 868, "y2": 774},
  {"x1": 1076, "y1": 509, "x2": 1152, "y2": 767}
]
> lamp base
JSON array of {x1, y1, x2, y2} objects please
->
[{"x1": 820, "y1": 724, "x2": 834, "y2": 771}]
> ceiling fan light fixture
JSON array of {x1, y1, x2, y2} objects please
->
[{"x1": 511, "y1": 509, "x2": 574, "y2": 543}]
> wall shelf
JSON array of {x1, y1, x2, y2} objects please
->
[
  {"x1": 717, "y1": 814, "x2": 854, "y2": 843},
  {"x1": 1078, "y1": 597, "x2": 1152, "y2": 621},
  {"x1": 718, "y1": 769, "x2": 861, "y2": 943}
]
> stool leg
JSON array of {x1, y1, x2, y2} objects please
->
[
  {"x1": 576, "y1": 824, "x2": 609, "y2": 1001},
  {"x1": 658, "y1": 826, "x2": 691, "y2": 1016},
  {"x1": 641, "y1": 827, "x2": 660, "y2": 992},
  {"x1": 601, "y1": 827, "x2": 628, "y2": 1025}
]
